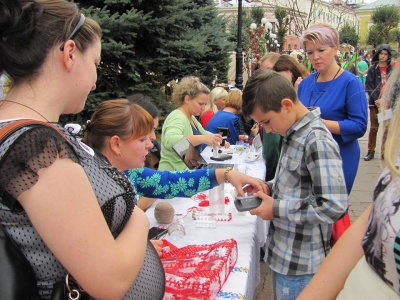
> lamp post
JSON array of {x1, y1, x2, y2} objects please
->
[
  {"x1": 234, "y1": 0, "x2": 254, "y2": 90},
  {"x1": 235, "y1": 0, "x2": 244, "y2": 90},
  {"x1": 262, "y1": 18, "x2": 273, "y2": 52},
  {"x1": 257, "y1": 18, "x2": 278, "y2": 53},
  {"x1": 235, "y1": 0, "x2": 243, "y2": 90}
]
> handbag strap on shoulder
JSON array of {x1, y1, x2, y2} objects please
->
[{"x1": 0, "y1": 119, "x2": 67, "y2": 144}]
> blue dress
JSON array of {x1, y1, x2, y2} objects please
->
[
  {"x1": 205, "y1": 110, "x2": 240, "y2": 144},
  {"x1": 298, "y1": 70, "x2": 368, "y2": 193}
]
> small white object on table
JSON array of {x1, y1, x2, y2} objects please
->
[{"x1": 201, "y1": 145, "x2": 263, "y2": 166}]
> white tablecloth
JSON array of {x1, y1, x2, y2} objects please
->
[{"x1": 146, "y1": 149, "x2": 267, "y2": 300}]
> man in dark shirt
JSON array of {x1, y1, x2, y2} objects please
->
[{"x1": 364, "y1": 44, "x2": 393, "y2": 161}]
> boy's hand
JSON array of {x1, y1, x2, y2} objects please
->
[{"x1": 249, "y1": 190, "x2": 274, "y2": 220}]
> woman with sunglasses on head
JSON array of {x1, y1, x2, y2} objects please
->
[
  {"x1": 159, "y1": 76, "x2": 230, "y2": 171},
  {"x1": 298, "y1": 23, "x2": 368, "y2": 195},
  {"x1": 0, "y1": 1, "x2": 266, "y2": 299}
]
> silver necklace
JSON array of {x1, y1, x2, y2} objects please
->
[{"x1": 1, "y1": 99, "x2": 50, "y2": 122}]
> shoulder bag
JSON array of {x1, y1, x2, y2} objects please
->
[{"x1": 0, "y1": 120, "x2": 91, "y2": 300}]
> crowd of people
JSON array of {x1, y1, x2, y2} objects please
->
[
  {"x1": 0, "y1": 1, "x2": 267, "y2": 299},
  {"x1": 1, "y1": 0, "x2": 400, "y2": 299}
]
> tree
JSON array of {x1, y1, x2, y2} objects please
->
[
  {"x1": 367, "y1": 25, "x2": 384, "y2": 49},
  {"x1": 274, "y1": 7, "x2": 289, "y2": 53},
  {"x1": 65, "y1": 0, "x2": 233, "y2": 123},
  {"x1": 227, "y1": 7, "x2": 254, "y2": 51},
  {"x1": 389, "y1": 28, "x2": 400, "y2": 51},
  {"x1": 339, "y1": 22, "x2": 359, "y2": 48},
  {"x1": 250, "y1": 6, "x2": 264, "y2": 25},
  {"x1": 367, "y1": 5, "x2": 400, "y2": 47},
  {"x1": 280, "y1": 0, "x2": 315, "y2": 36}
]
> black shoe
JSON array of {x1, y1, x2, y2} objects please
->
[{"x1": 364, "y1": 152, "x2": 375, "y2": 161}]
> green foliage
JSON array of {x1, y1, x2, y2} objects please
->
[
  {"x1": 274, "y1": 7, "x2": 289, "y2": 52},
  {"x1": 367, "y1": 5, "x2": 400, "y2": 47},
  {"x1": 303, "y1": 55, "x2": 314, "y2": 72},
  {"x1": 63, "y1": 0, "x2": 233, "y2": 124},
  {"x1": 339, "y1": 23, "x2": 359, "y2": 48},
  {"x1": 371, "y1": 5, "x2": 400, "y2": 30},
  {"x1": 389, "y1": 28, "x2": 400, "y2": 51},
  {"x1": 251, "y1": 6, "x2": 264, "y2": 26},
  {"x1": 367, "y1": 25, "x2": 385, "y2": 48},
  {"x1": 227, "y1": 8, "x2": 253, "y2": 51}
]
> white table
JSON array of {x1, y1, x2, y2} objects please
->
[{"x1": 146, "y1": 147, "x2": 266, "y2": 300}]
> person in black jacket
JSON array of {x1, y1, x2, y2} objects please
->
[{"x1": 364, "y1": 44, "x2": 393, "y2": 161}]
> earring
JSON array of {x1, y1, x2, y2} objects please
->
[{"x1": 114, "y1": 152, "x2": 122, "y2": 160}]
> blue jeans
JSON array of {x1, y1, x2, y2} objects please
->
[{"x1": 271, "y1": 270, "x2": 314, "y2": 300}]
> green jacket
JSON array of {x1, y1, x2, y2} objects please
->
[
  {"x1": 262, "y1": 129, "x2": 282, "y2": 181},
  {"x1": 159, "y1": 109, "x2": 210, "y2": 171}
]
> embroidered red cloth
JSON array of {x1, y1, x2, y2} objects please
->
[{"x1": 161, "y1": 239, "x2": 238, "y2": 300}]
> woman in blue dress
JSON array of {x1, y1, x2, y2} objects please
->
[{"x1": 298, "y1": 23, "x2": 368, "y2": 194}]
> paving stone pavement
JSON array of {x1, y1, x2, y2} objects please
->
[{"x1": 253, "y1": 127, "x2": 385, "y2": 300}]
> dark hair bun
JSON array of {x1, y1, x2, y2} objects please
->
[{"x1": 0, "y1": 1, "x2": 42, "y2": 45}]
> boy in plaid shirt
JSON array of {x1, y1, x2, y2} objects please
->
[{"x1": 242, "y1": 69, "x2": 348, "y2": 299}]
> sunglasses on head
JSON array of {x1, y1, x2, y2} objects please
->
[{"x1": 59, "y1": 13, "x2": 86, "y2": 51}]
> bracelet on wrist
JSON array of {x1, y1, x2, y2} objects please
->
[{"x1": 224, "y1": 167, "x2": 233, "y2": 183}]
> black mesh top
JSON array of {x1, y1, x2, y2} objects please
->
[{"x1": 0, "y1": 121, "x2": 165, "y2": 299}]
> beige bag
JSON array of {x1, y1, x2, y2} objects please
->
[{"x1": 250, "y1": 123, "x2": 259, "y2": 138}]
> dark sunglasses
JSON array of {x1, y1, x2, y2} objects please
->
[{"x1": 59, "y1": 13, "x2": 86, "y2": 51}]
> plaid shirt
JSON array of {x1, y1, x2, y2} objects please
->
[{"x1": 266, "y1": 107, "x2": 348, "y2": 275}]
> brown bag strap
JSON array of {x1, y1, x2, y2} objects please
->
[{"x1": 0, "y1": 119, "x2": 67, "y2": 144}]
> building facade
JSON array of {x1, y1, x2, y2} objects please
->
[
  {"x1": 355, "y1": 0, "x2": 400, "y2": 49},
  {"x1": 215, "y1": 0, "x2": 359, "y2": 51}
]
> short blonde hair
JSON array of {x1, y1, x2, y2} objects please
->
[
  {"x1": 204, "y1": 87, "x2": 228, "y2": 114},
  {"x1": 225, "y1": 89, "x2": 243, "y2": 111},
  {"x1": 259, "y1": 52, "x2": 280, "y2": 64},
  {"x1": 300, "y1": 23, "x2": 339, "y2": 50},
  {"x1": 172, "y1": 76, "x2": 210, "y2": 106}
]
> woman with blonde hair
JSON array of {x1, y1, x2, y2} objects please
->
[
  {"x1": 298, "y1": 23, "x2": 367, "y2": 194},
  {"x1": 159, "y1": 76, "x2": 229, "y2": 171},
  {"x1": 200, "y1": 86, "x2": 227, "y2": 128},
  {"x1": 206, "y1": 89, "x2": 243, "y2": 144}
]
